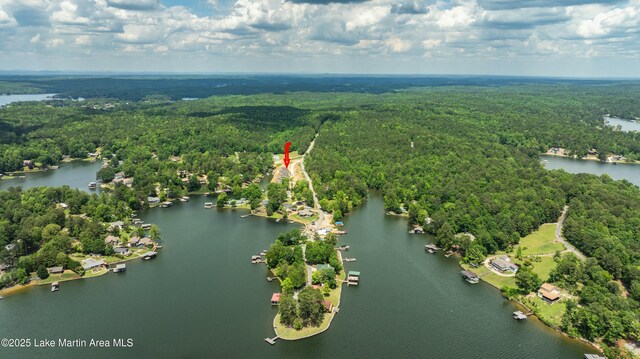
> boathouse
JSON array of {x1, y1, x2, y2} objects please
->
[
  {"x1": 461, "y1": 270, "x2": 479, "y2": 284},
  {"x1": 513, "y1": 311, "x2": 528, "y2": 320},
  {"x1": 538, "y1": 283, "x2": 561, "y2": 303},
  {"x1": 323, "y1": 300, "x2": 333, "y2": 313},
  {"x1": 113, "y1": 264, "x2": 126, "y2": 273},
  {"x1": 141, "y1": 251, "x2": 157, "y2": 260},
  {"x1": 347, "y1": 271, "x2": 360, "y2": 286},
  {"x1": 271, "y1": 293, "x2": 281, "y2": 305}
]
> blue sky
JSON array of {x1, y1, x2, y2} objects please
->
[{"x1": 0, "y1": 0, "x2": 639, "y2": 76}]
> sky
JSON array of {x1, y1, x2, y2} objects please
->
[{"x1": 0, "y1": 0, "x2": 639, "y2": 77}]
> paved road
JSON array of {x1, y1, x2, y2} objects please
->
[
  {"x1": 300, "y1": 134, "x2": 327, "y2": 231},
  {"x1": 555, "y1": 205, "x2": 586, "y2": 261}
]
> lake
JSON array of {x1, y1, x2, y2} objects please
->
[
  {"x1": 0, "y1": 162, "x2": 597, "y2": 358},
  {"x1": 543, "y1": 156, "x2": 640, "y2": 186},
  {"x1": 0, "y1": 160, "x2": 102, "y2": 192},
  {"x1": 605, "y1": 116, "x2": 640, "y2": 132},
  {"x1": 0, "y1": 93, "x2": 58, "y2": 106}
]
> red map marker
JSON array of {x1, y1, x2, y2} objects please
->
[{"x1": 283, "y1": 142, "x2": 292, "y2": 169}]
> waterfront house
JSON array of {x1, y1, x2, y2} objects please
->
[
  {"x1": 108, "y1": 221, "x2": 124, "y2": 231},
  {"x1": 315, "y1": 264, "x2": 334, "y2": 272},
  {"x1": 129, "y1": 236, "x2": 140, "y2": 247},
  {"x1": 538, "y1": 283, "x2": 561, "y2": 303},
  {"x1": 489, "y1": 257, "x2": 518, "y2": 273},
  {"x1": 147, "y1": 197, "x2": 161, "y2": 205},
  {"x1": 461, "y1": 270, "x2": 479, "y2": 284},
  {"x1": 47, "y1": 266, "x2": 64, "y2": 274},
  {"x1": 271, "y1": 293, "x2": 281, "y2": 305},
  {"x1": 114, "y1": 247, "x2": 129, "y2": 255},
  {"x1": 323, "y1": 300, "x2": 333, "y2": 313},
  {"x1": 82, "y1": 258, "x2": 106, "y2": 271},
  {"x1": 104, "y1": 235, "x2": 120, "y2": 246},
  {"x1": 139, "y1": 237, "x2": 153, "y2": 247}
]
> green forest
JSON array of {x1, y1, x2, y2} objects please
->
[{"x1": 2, "y1": 80, "x2": 640, "y2": 353}]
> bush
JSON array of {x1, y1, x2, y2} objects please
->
[
  {"x1": 37, "y1": 265, "x2": 49, "y2": 280},
  {"x1": 293, "y1": 318, "x2": 304, "y2": 331}
]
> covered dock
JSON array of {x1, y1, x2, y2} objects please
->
[{"x1": 461, "y1": 270, "x2": 479, "y2": 284}]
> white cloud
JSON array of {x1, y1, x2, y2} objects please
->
[
  {"x1": 385, "y1": 37, "x2": 411, "y2": 53},
  {"x1": 30, "y1": 33, "x2": 41, "y2": 43},
  {"x1": 422, "y1": 39, "x2": 441, "y2": 49},
  {"x1": 0, "y1": 8, "x2": 17, "y2": 28},
  {"x1": 50, "y1": 1, "x2": 90, "y2": 25}
]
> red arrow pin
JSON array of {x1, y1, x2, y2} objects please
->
[{"x1": 283, "y1": 142, "x2": 291, "y2": 169}]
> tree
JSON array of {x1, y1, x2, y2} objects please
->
[
  {"x1": 37, "y1": 265, "x2": 49, "y2": 279},
  {"x1": 281, "y1": 277, "x2": 294, "y2": 294},
  {"x1": 279, "y1": 293, "x2": 297, "y2": 326},
  {"x1": 515, "y1": 265, "x2": 541, "y2": 294},
  {"x1": 149, "y1": 225, "x2": 161, "y2": 241},
  {"x1": 187, "y1": 175, "x2": 201, "y2": 192},
  {"x1": 217, "y1": 192, "x2": 227, "y2": 208},
  {"x1": 297, "y1": 286, "x2": 325, "y2": 326}
]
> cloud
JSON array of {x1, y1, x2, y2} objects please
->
[
  {"x1": 478, "y1": 0, "x2": 623, "y2": 10},
  {"x1": 105, "y1": 0, "x2": 160, "y2": 11},
  {"x1": 115, "y1": 24, "x2": 164, "y2": 43},
  {"x1": 0, "y1": 8, "x2": 17, "y2": 28},
  {"x1": 479, "y1": 7, "x2": 570, "y2": 29},
  {"x1": 575, "y1": 3, "x2": 640, "y2": 38},
  {"x1": 391, "y1": 2, "x2": 429, "y2": 14},
  {"x1": 50, "y1": 1, "x2": 90, "y2": 25},
  {"x1": 384, "y1": 37, "x2": 411, "y2": 52},
  {"x1": 288, "y1": 0, "x2": 367, "y2": 4}
]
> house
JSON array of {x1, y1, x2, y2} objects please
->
[
  {"x1": 271, "y1": 293, "x2": 281, "y2": 305},
  {"x1": 108, "y1": 221, "x2": 124, "y2": 230},
  {"x1": 139, "y1": 237, "x2": 153, "y2": 247},
  {"x1": 147, "y1": 197, "x2": 161, "y2": 204},
  {"x1": 298, "y1": 209, "x2": 315, "y2": 217},
  {"x1": 323, "y1": 300, "x2": 333, "y2": 313},
  {"x1": 538, "y1": 283, "x2": 561, "y2": 303},
  {"x1": 82, "y1": 258, "x2": 106, "y2": 271},
  {"x1": 47, "y1": 266, "x2": 64, "y2": 274},
  {"x1": 129, "y1": 236, "x2": 140, "y2": 247},
  {"x1": 114, "y1": 171, "x2": 125, "y2": 179},
  {"x1": 22, "y1": 160, "x2": 34, "y2": 169},
  {"x1": 489, "y1": 257, "x2": 519, "y2": 273},
  {"x1": 113, "y1": 247, "x2": 129, "y2": 255},
  {"x1": 316, "y1": 264, "x2": 334, "y2": 272},
  {"x1": 104, "y1": 235, "x2": 120, "y2": 246},
  {"x1": 0, "y1": 262, "x2": 14, "y2": 271}
]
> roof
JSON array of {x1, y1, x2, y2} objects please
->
[
  {"x1": 348, "y1": 271, "x2": 360, "y2": 277},
  {"x1": 114, "y1": 247, "x2": 129, "y2": 253},
  {"x1": 47, "y1": 266, "x2": 63, "y2": 273},
  {"x1": 584, "y1": 355, "x2": 606, "y2": 359},
  {"x1": 316, "y1": 264, "x2": 334, "y2": 271},
  {"x1": 539, "y1": 283, "x2": 561, "y2": 301},
  {"x1": 82, "y1": 258, "x2": 105, "y2": 270},
  {"x1": 490, "y1": 258, "x2": 518, "y2": 271},
  {"x1": 271, "y1": 293, "x2": 281, "y2": 302},
  {"x1": 323, "y1": 300, "x2": 333, "y2": 311},
  {"x1": 461, "y1": 270, "x2": 478, "y2": 279},
  {"x1": 104, "y1": 235, "x2": 120, "y2": 244},
  {"x1": 539, "y1": 283, "x2": 560, "y2": 293}
]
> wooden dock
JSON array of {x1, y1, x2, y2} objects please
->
[{"x1": 264, "y1": 336, "x2": 278, "y2": 345}]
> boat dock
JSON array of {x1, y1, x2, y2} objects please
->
[
  {"x1": 347, "y1": 271, "x2": 360, "y2": 286},
  {"x1": 51, "y1": 282, "x2": 60, "y2": 292},
  {"x1": 264, "y1": 336, "x2": 279, "y2": 345},
  {"x1": 513, "y1": 311, "x2": 533, "y2": 320},
  {"x1": 343, "y1": 257, "x2": 356, "y2": 262}
]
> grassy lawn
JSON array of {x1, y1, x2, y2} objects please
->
[
  {"x1": 274, "y1": 312, "x2": 333, "y2": 340},
  {"x1": 38, "y1": 270, "x2": 81, "y2": 285},
  {"x1": 523, "y1": 296, "x2": 567, "y2": 328},
  {"x1": 83, "y1": 268, "x2": 108, "y2": 278},
  {"x1": 517, "y1": 223, "x2": 564, "y2": 255},
  {"x1": 460, "y1": 262, "x2": 516, "y2": 288},
  {"x1": 525, "y1": 256, "x2": 556, "y2": 282}
]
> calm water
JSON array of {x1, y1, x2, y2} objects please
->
[
  {"x1": 605, "y1": 116, "x2": 640, "y2": 132},
  {"x1": 0, "y1": 93, "x2": 58, "y2": 106},
  {"x1": 0, "y1": 166, "x2": 599, "y2": 358},
  {"x1": 0, "y1": 160, "x2": 102, "y2": 192},
  {"x1": 543, "y1": 156, "x2": 640, "y2": 186}
]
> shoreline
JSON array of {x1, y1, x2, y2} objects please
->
[{"x1": 541, "y1": 152, "x2": 640, "y2": 165}]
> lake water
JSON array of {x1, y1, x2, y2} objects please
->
[
  {"x1": 0, "y1": 159, "x2": 597, "y2": 358},
  {"x1": 543, "y1": 156, "x2": 640, "y2": 186},
  {"x1": 0, "y1": 93, "x2": 58, "y2": 106},
  {"x1": 605, "y1": 116, "x2": 640, "y2": 132},
  {"x1": 0, "y1": 160, "x2": 102, "y2": 192}
]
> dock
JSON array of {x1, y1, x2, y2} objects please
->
[
  {"x1": 141, "y1": 251, "x2": 157, "y2": 260},
  {"x1": 343, "y1": 258, "x2": 356, "y2": 262},
  {"x1": 513, "y1": 311, "x2": 532, "y2": 320},
  {"x1": 240, "y1": 214, "x2": 250, "y2": 218},
  {"x1": 425, "y1": 244, "x2": 440, "y2": 253},
  {"x1": 461, "y1": 270, "x2": 479, "y2": 284},
  {"x1": 347, "y1": 271, "x2": 360, "y2": 286},
  {"x1": 264, "y1": 336, "x2": 278, "y2": 345},
  {"x1": 51, "y1": 282, "x2": 59, "y2": 292}
]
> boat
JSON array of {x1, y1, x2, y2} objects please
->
[
  {"x1": 179, "y1": 196, "x2": 189, "y2": 202},
  {"x1": 204, "y1": 202, "x2": 213, "y2": 209},
  {"x1": 240, "y1": 214, "x2": 250, "y2": 218},
  {"x1": 0, "y1": 295, "x2": 4, "y2": 300},
  {"x1": 425, "y1": 244, "x2": 439, "y2": 254},
  {"x1": 343, "y1": 258, "x2": 356, "y2": 262},
  {"x1": 338, "y1": 245, "x2": 350, "y2": 251},
  {"x1": 88, "y1": 182, "x2": 97, "y2": 189},
  {"x1": 51, "y1": 282, "x2": 60, "y2": 292}
]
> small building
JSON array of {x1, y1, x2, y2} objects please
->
[
  {"x1": 129, "y1": 236, "x2": 140, "y2": 247},
  {"x1": 298, "y1": 209, "x2": 315, "y2": 217},
  {"x1": 316, "y1": 264, "x2": 334, "y2": 272},
  {"x1": 139, "y1": 237, "x2": 153, "y2": 247},
  {"x1": 104, "y1": 235, "x2": 120, "y2": 246},
  {"x1": 323, "y1": 300, "x2": 333, "y2": 313},
  {"x1": 489, "y1": 257, "x2": 518, "y2": 273},
  {"x1": 82, "y1": 258, "x2": 106, "y2": 271},
  {"x1": 114, "y1": 247, "x2": 129, "y2": 255},
  {"x1": 147, "y1": 197, "x2": 161, "y2": 204},
  {"x1": 461, "y1": 270, "x2": 479, "y2": 284},
  {"x1": 538, "y1": 283, "x2": 561, "y2": 303},
  {"x1": 108, "y1": 221, "x2": 124, "y2": 230},
  {"x1": 47, "y1": 266, "x2": 64, "y2": 274},
  {"x1": 271, "y1": 293, "x2": 281, "y2": 305},
  {"x1": 112, "y1": 263, "x2": 126, "y2": 273}
]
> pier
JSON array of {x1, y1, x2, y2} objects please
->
[{"x1": 264, "y1": 336, "x2": 279, "y2": 345}]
